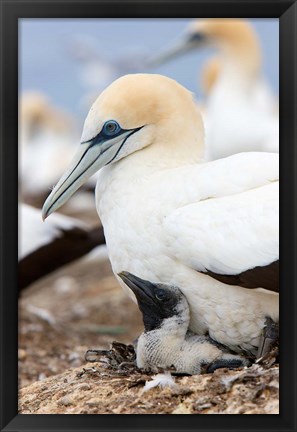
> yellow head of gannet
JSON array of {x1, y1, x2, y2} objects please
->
[
  {"x1": 42, "y1": 74, "x2": 204, "y2": 219},
  {"x1": 150, "y1": 19, "x2": 261, "y2": 75}
]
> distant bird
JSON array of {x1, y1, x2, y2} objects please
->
[
  {"x1": 200, "y1": 56, "x2": 221, "y2": 96},
  {"x1": 42, "y1": 74, "x2": 279, "y2": 356},
  {"x1": 193, "y1": 57, "x2": 221, "y2": 126},
  {"x1": 119, "y1": 272, "x2": 250, "y2": 374},
  {"x1": 63, "y1": 33, "x2": 148, "y2": 110},
  {"x1": 19, "y1": 92, "x2": 79, "y2": 204},
  {"x1": 19, "y1": 204, "x2": 104, "y2": 290},
  {"x1": 149, "y1": 19, "x2": 279, "y2": 160},
  {"x1": 20, "y1": 92, "x2": 98, "y2": 219}
]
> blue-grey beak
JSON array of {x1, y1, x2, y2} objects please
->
[
  {"x1": 42, "y1": 128, "x2": 138, "y2": 220},
  {"x1": 148, "y1": 32, "x2": 206, "y2": 67}
]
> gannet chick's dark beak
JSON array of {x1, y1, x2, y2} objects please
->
[
  {"x1": 118, "y1": 271, "x2": 181, "y2": 331},
  {"x1": 118, "y1": 272, "x2": 250, "y2": 375}
]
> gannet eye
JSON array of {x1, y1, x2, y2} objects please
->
[
  {"x1": 103, "y1": 120, "x2": 121, "y2": 136},
  {"x1": 155, "y1": 289, "x2": 168, "y2": 301},
  {"x1": 188, "y1": 32, "x2": 206, "y2": 44}
]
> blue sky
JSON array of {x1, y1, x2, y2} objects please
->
[{"x1": 20, "y1": 19, "x2": 279, "y2": 124}]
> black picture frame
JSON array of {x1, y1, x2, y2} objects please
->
[{"x1": 0, "y1": 1, "x2": 296, "y2": 431}]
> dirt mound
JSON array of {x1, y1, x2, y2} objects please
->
[{"x1": 19, "y1": 361, "x2": 279, "y2": 414}]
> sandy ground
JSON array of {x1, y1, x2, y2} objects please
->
[
  {"x1": 19, "y1": 361, "x2": 279, "y2": 414},
  {"x1": 19, "y1": 251, "x2": 143, "y2": 389},
  {"x1": 18, "y1": 243, "x2": 279, "y2": 414}
]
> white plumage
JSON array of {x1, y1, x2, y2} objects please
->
[
  {"x1": 20, "y1": 204, "x2": 104, "y2": 289},
  {"x1": 204, "y1": 68, "x2": 279, "y2": 159},
  {"x1": 165, "y1": 181, "x2": 278, "y2": 275},
  {"x1": 19, "y1": 204, "x2": 85, "y2": 259}
]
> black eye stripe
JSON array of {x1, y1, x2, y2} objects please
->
[{"x1": 105, "y1": 125, "x2": 145, "y2": 165}]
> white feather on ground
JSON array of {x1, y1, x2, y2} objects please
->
[{"x1": 143, "y1": 372, "x2": 177, "y2": 392}]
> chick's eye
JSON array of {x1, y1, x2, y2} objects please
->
[
  {"x1": 103, "y1": 120, "x2": 121, "y2": 136},
  {"x1": 155, "y1": 289, "x2": 168, "y2": 301}
]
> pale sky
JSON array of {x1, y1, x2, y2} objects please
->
[{"x1": 20, "y1": 19, "x2": 279, "y2": 124}]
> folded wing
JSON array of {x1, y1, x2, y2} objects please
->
[{"x1": 164, "y1": 181, "x2": 279, "y2": 292}]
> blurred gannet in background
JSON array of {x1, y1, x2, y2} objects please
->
[
  {"x1": 149, "y1": 19, "x2": 279, "y2": 160},
  {"x1": 20, "y1": 92, "x2": 97, "y2": 219},
  {"x1": 20, "y1": 92, "x2": 77, "y2": 201},
  {"x1": 119, "y1": 272, "x2": 250, "y2": 375},
  {"x1": 63, "y1": 34, "x2": 147, "y2": 110},
  {"x1": 192, "y1": 57, "x2": 221, "y2": 126},
  {"x1": 200, "y1": 56, "x2": 221, "y2": 96},
  {"x1": 19, "y1": 204, "x2": 105, "y2": 290},
  {"x1": 42, "y1": 74, "x2": 279, "y2": 356}
]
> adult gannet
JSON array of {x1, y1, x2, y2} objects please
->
[
  {"x1": 20, "y1": 92, "x2": 98, "y2": 218},
  {"x1": 20, "y1": 93, "x2": 77, "y2": 200},
  {"x1": 119, "y1": 272, "x2": 250, "y2": 375},
  {"x1": 19, "y1": 204, "x2": 104, "y2": 289},
  {"x1": 149, "y1": 19, "x2": 279, "y2": 160},
  {"x1": 42, "y1": 73, "x2": 279, "y2": 356}
]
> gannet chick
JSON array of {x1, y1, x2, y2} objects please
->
[
  {"x1": 150, "y1": 19, "x2": 279, "y2": 159},
  {"x1": 42, "y1": 73, "x2": 279, "y2": 356},
  {"x1": 119, "y1": 272, "x2": 250, "y2": 375}
]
